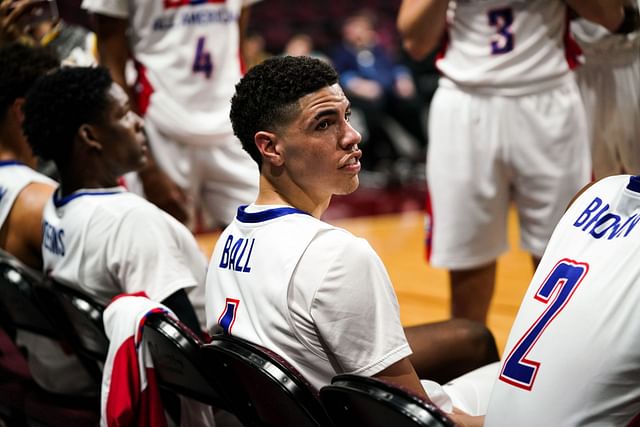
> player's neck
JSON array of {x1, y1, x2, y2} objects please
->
[
  {"x1": 57, "y1": 165, "x2": 121, "y2": 198},
  {"x1": 0, "y1": 124, "x2": 38, "y2": 168},
  {"x1": 0, "y1": 145, "x2": 37, "y2": 168},
  {"x1": 257, "y1": 175, "x2": 331, "y2": 219}
]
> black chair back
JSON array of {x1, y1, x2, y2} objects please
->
[
  {"x1": 37, "y1": 280, "x2": 108, "y2": 382},
  {"x1": 0, "y1": 251, "x2": 100, "y2": 425},
  {"x1": 143, "y1": 311, "x2": 222, "y2": 405},
  {"x1": 202, "y1": 335, "x2": 332, "y2": 427},
  {"x1": 320, "y1": 374, "x2": 456, "y2": 427},
  {"x1": 0, "y1": 250, "x2": 58, "y2": 338}
]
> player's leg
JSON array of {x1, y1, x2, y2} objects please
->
[
  {"x1": 404, "y1": 318, "x2": 499, "y2": 385},
  {"x1": 512, "y1": 81, "x2": 591, "y2": 262},
  {"x1": 426, "y1": 86, "x2": 510, "y2": 323},
  {"x1": 450, "y1": 263, "x2": 496, "y2": 323},
  {"x1": 200, "y1": 134, "x2": 259, "y2": 228}
]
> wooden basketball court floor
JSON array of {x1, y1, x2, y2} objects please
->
[{"x1": 196, "y1": 206, "x2": 531, "y2": 355}]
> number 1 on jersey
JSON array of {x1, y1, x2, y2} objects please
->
[
  {"x1": 499, "y1": 259, "x2": 588, "y2": 390},
  {"x1": 193, "y1": 36, "x2": 213, "y2": 78}
]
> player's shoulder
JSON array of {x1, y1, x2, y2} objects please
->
[
  {"x1": 312, "y1": 226, "x2": 377, "y2": 261},
  {"x1": 567, "y1": 175, "x2": 633, "y2": 207}
]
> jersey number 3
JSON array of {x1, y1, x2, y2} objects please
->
[
  {"x1": 193, "y1": 36, "x2": 213, "y2": 78},
  {"x1": 499, "y1": 259, "x2": 588, "y2": 390},
  {"x1": 489, "y1": 8, "x2": 514, "y2": 54}
]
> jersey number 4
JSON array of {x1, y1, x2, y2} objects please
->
[
  {"x1": 217, "y1": 298, "x2": 240, "y2": 334},
  {"x1": 489, "y1": 8, "x2": 514, "y2": 54},
  {"x1": 499, "y1": 259, "x2": 589, "y2": 390},
  {"x1": 193, "y1": 36, "x2": 213, "y2": 78}
]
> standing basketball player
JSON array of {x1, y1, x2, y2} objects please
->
[
  {"x1": 205, "y1": 56, "x2": 500, "y2": 426},
  {"x1": 397, "y1": 0, "x2": 625, "y2": 323},
  {"x1": 81, "y1": 0, "x2": 259, "y2": 230},
  {"x1": 572, "y1": 1, "x2": 640, "y2": 178},
  {"x1": 485, "y1": 174, "x2": 640, "y2": 425}
]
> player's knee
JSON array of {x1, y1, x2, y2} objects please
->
[{"x1": 454, "y1": 318, "x2": 500, "y2": 365}]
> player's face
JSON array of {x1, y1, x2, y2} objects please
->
[
  {"x1": 278, "y1": 83, "x2": 362, "y2": 200},
  {"x1": 97, "y1": 83, "x2": 147, "y2": 175}
]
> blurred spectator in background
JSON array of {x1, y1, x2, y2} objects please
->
[
  {"x1": 331, "y1": 9, "x2": 427, "y2": 181},
  {"x1": 282, "y1": 32, "x2": 330, "y2": 63},
  {"x1": 243, "y1": 30, "x2": 271, "y2": 70}
]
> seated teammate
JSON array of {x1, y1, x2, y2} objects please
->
[
  {"x1": 0, "y1": 43, "x2": 58, "y2": 271},
  {"x1": 22, "y1": 66, "x2": 208, "y2": 394},
  {"x1": 485, "y1": 174, "x2": 640, "y2": 425},
  {"x1": 205, "y1": 56, "x2": 500, "y2": 426}
]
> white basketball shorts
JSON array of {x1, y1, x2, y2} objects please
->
[{"x1": 425, "y1": 80, "x2": 591, "y2": 269}]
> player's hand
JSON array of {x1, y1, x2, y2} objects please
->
[
  {"x1": 0, "y1": 0, "x2": 35, "y2": 45},
  {"x1": 348, "y1": 77, "x2": 383, "y2": 100},
  {"x1": 138, "y1": 162, "x2": 191, "y2": 225},
  {"x1": 440, "y1": 406, "x2": 485, "y2": 427},
  {"x1": 449, "y1": 411, "x2": 485, "y2": 427},
  {"x1": 394, "y1": 74, "x2": 416, "y2": 98}
]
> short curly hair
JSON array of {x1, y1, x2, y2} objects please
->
[
  {"x1": 23, "y1": 66, "x2": 113, "y2": 166},
  {"x1": 230, "y1": 55, "x2": 339, "y2": 166},
  {"x1": 0, "y1": 42, "x2": 59, "y2": 121}
]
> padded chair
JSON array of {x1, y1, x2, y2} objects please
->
[
  {"x1": 143, "y1": 310, "x2": 223, "y2": 406},
  {"x1": 320, "y1": 374, "x2": 456, "y2": 427},
  {"x1": 0, "y1": 250, "x2": 59, "y2": 340},
  {"x1": 0, "y1": 250, "x2": 100, "y2": 426},
  {"x1": 202, "y1": 335, "x2": 332, "y2": 427},
  {"x1": 39, "y1": 279, "x2": 109, "y2": 382}
]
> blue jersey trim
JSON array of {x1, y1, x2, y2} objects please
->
[
  {"x1": 235, "y1": 205, "x2": 310, "y2": 223},
  {"x1": 54, "y1": 189, "x2": 123, "y2": 208},
  {"x1": 627, "y1": 176, "x2": 640, "y2": 193},
  {"x1": 0, "y1": 160, "x2": 22, "y2": 168}
]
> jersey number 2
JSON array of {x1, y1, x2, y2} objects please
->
[
  {"x1": 489, "y1": 8, "x2": 514, "y2": 54},
  {"x1": 499, "y1": 259, "x2": 588, "y2": 390},
  {"x1": 193, "y1": 36, "x2": 213, "y2": 78}
]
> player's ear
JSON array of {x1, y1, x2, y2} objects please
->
[
  {"x1": 11, "y1": 98, "x2": 25, "y2": 123},
  {"x1": 255, "y1": 131, "x2": 283, "y2": 167},
  {"x1": 78, "y1": 124, "x2": 102, "y2": 151}
]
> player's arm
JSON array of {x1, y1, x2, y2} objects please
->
[
  {"x1": 374, "y1": 360, "x2": 483, "y2": 427},
  {"x1": 239, "y1": 4, "x2": 251, "y2": 67},
  {"x1": 161, "y1": 288, "x2": 202, "y2": 335},
  {"x1": 373, "y1": 357, "x2": 429, "y2": 399},
  {"x1": 565, "y1": 0, "x2": 625, "y2": 32},
  {"x1": 397, "y1": 0, "x2": 449, "y2": 60},
  {"x1": 12, "y1": 181, "x2": 56, "y2": 270},
  {"x1": 92, "y1": 14, "x2": 131, "y2": 102}
]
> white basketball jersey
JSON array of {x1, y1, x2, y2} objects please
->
[
  {"x1": 81, "y1": 0, "x2": 259, "y2": 145},
  {"x1": 485, "y1": 175, "x2": 640, "y2": 426},
  {"x1": 41, "y1": 187, "x2": 206, "y2": 312},
  {"x1": 0, "y1": 161, "x2": 56, "y2": 228},
  {"x1": 206, "y1": 205, "x2": 411, "y2": 390},
  {"x1": 571, "y1": 0, "x2": 640, "y2": 60},
  {"x1": 437, "y1": 0, "x2": 579, "y2": 95}
]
